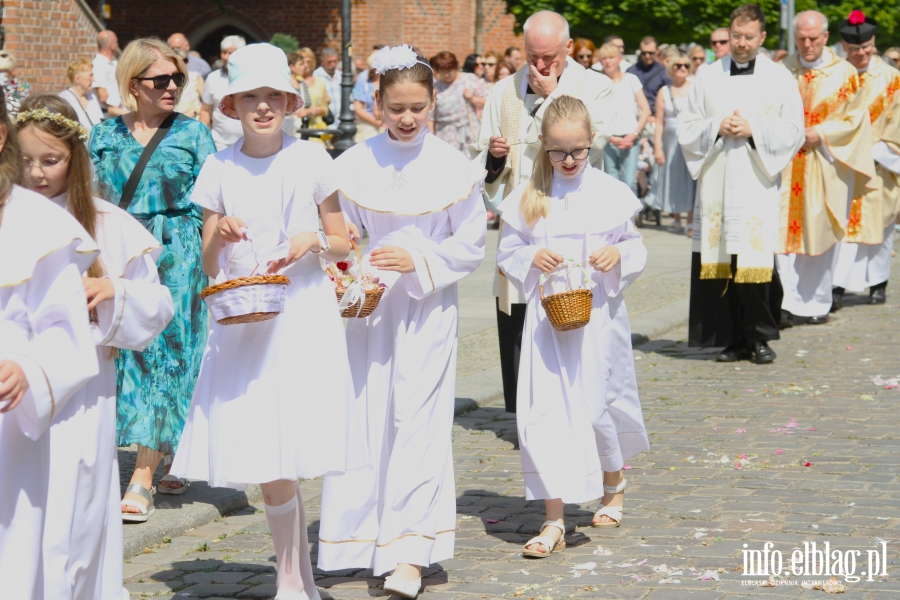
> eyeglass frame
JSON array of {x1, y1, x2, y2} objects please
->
[
  {"x1": 845, "y1": 40, "x2": 875, "y2": 53},
  {"x1": 546, "y1": 147, "x2": 591, "y2": 162},
  {"x1": 729, "y1": 32, "x2": 759, "y2": 43},
  {"x1": 22, "y1": 153, "x2": 72, "y2": 172},
  {"x1": 133, "y1": 72, "x2": 187, "y2": 90},
  {"x1": 710, "y1": 39, "x2": 729, "y2": 46}
]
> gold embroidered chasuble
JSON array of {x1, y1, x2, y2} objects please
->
[
  {"x1": 779, "y1": 47, "x2": 876, "y2": 257},
  {"x1": 847, "y1": 55, "x2": 900, "y2": 244}
]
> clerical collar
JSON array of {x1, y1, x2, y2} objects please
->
[
  {"x1": 799, "y1": 55, "x2": 825, "y2": 69},
  {"x1": 384, "y1": 126, "x2": 428, "y2": 149},
  {"x1": 730, "y1": 57, "x2": 756, "y2": 76}
]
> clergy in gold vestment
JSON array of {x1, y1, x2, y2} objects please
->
[
  {"x1": 469, "y1": 10, "x2": 613, "y2": 411},
  {"x1": 776, "y1": 10, "x2": 875, "y2": 324},
  {"x1": 678, "y1": 4, "x2": 804, "y2": 363},
  {"x1": 833, "y1": 12, "x2": 900, "y2": 307}
]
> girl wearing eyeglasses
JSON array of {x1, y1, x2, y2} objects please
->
[
  {"x1": 89, "y1": 38, "x2": 216, "y2": 522},
  {"x1": 647, "y1": 51, "x2": 696, "y2": 235},
  {"x1": 496, "y1": 96, "x2": 649, "y2": 559}
]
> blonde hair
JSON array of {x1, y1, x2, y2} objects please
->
[
  {"x1": 597, "y1": 42, "x2": 620, "y2": 60},
  {"x1": 0, "y1": 50, "x2": 16, "y2": 72},
  {"x1": 665, "y1": 49, "x2": 689, "y2": 77},
  {"x1": 298, "y1": 47, "x2": 316, "y2": 69},
  {"x1": 116, "y1": 37, "x2": 187, "y2": 113},
  {"x1": 520, "y1": 95, "x2": 592, "y2": 226},
  {"x1": 66, "y1": 57, "x2": 93, "y2": 83}
]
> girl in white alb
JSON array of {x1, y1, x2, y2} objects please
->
[
  {"x1": 170, "y1": 44, "x2": 364, "y2": 600},
  {"x1": 497, "y1": 96, "x2": 650, "y2": 558},
  {"x1": 16, "y1": 95, "x2": 174, "y2": 600},
  {"x1": 0, "y1": 110, "x2": 100, "y2": 598},
  {"x1": 317, "y1": 45, "x2": 486, "y2": 599}
]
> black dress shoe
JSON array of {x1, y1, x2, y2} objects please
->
[
  {"x1": 654, "y1": 209, "x2": 662, "y2": 227},
  {"x1": 869, "y1": 282, "x2": 887, "y2": 304},
  {"x1": 779, "y1": 309, "x2": 795, "y2": 329},
  {"x1": 716, "y1": 343, "x2": 749, "y2": 362},
  {"x1": 831, "y1": 287, "x2": 844, "y2": 312},
  {"x1": 749, "y1": 340, "x2": 776, "y2": 364},
  {"x1": 807, "y1": 314, "x2": 829, "y2": 325}
]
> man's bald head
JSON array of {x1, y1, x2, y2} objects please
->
[
  {"x1": 793, "y1": 10, "x2": 829, "y2": 62},
  {"x1": 97, "y1": 30, "x2": 117, "y2": 50},
  {"x1": 167, "y1": 33, "x2": 190, "y2": 52},
  {"x1": 522, "y1": 11, "x2": 573, "y2": 77}
]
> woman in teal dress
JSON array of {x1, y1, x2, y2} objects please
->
[{"x1": 90, "y1": 38, "x2": 216, "y2": 521}]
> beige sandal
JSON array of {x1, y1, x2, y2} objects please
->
[
  {"x1": 522, "y1": 520, "x2": 566, "y2": 558},
  {"x1": 593, "y1": 478, "x2": 626, "y2": 528}
]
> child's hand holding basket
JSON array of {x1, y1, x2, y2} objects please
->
[{"x1": 325, "y1": 239, "x2": 387, "y2": 318}]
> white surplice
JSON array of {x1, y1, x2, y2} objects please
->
[
  {"x1": 42, "y1": 194, "x2": 173, "y2": 600},
  {"x1": 496, "y1": 166, "x2": 649, "y2": 503},
  {"x1": 677, "y1": 55, "x2": 804, "y2": 281},
  {"x1": 833, "y1": 224, "x2": 895, "y2": 291},
  {"x1": 318, "y1": 131, "x2": 486, "y2": 575},
  {"x1": 0, "y1": 187, "x2": 99, "y2": 600}
]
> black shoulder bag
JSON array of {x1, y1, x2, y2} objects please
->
[{"x1": 118, "y1": 112, "x2": 181, "y2": 212}]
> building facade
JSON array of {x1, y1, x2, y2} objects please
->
[{"x1": 5, "y1": 0, "x2": 521, "y2": 92}]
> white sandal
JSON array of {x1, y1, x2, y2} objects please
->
[
  {"x1": 157, "y1": 455, "x2": 189, "y2": 495},
  {"x1": 383, "y1": 574, "x2": 422, "y2": 598},
  {"x1": 121, "y1": 483, "x2": 155, "y2": 523},
  {"x1": 593, "y1": 478, "x2": 626, "y2": 528},
  {"x1": 522, "y1": 520, "x2": 566, "y2": 558}
]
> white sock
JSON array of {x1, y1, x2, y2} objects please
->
[{"x1": 264, "y1": 490, "x2": 318, "y2": 600}]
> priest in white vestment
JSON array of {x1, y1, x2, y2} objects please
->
[
  {"x1": 469, "y1": 10, "x2": 613, "y2": 411},
  {"x1": 678, "y1": 4, "x2": 804, "y2": 363},
  {"x1": 832, "y1": 12, "x2": 900, "y2": 308},
  {"x1": 776, "y1": 10, "x2": 875, "y2": 325},
  {"x1": 1, "y1": 188, "x2": 100, "y2": 600}
]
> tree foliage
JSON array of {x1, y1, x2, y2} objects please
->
[
  {"x1": 269, "y1": 33, "x2": 300, "y2": 54},
  {"x1": 503, "y1": 0, "x2": 900, "y2": 50}
]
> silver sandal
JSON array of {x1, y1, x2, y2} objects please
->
[
  {"x1": 157, "y1": 455, "x2": 189, "y2": 495},
  {"x1": 121, "y1": 483, "x2": 155, "y2": 523}
]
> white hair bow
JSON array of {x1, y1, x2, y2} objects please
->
[{"x1": 372, "y1": 44, "x2": 426, "y2": 75}]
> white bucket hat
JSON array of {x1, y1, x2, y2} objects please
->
[{"x1": 219, "y1": 43, "x2": 303, "y2": 118}]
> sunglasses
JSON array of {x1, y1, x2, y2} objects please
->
[
  {"x1": 484, "y1": 61, "x2": 497, "y2": 66},
  {"x1": 134, "y1": 72, "x2": 186, "y2": 90},
  {"x1": 577, "y1": 53, "x2": 593, "y2": 58},
  {"x1": 710, "y1": 39, "x2": 729, "y2": 46},
  {"x1": 639, "y1": 51, "x2": 656, "y2": 57},
  {"x1": 673, "y1": 63, "x2": 689, "y2": 70}
]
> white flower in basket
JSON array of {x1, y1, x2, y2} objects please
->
[{"x1": 324, "y1": 239, "x2": 387, "y2": 318}]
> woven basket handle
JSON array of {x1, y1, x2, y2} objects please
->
[{"x1": 350, "y1": 237, "x2": 363, "y2": 264}]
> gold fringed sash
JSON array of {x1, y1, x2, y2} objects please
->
[
  {"x1": 846, "y1": 196, "x2": 863, "y2": 242},
  {"x1": 869, "y1": 74, "x2": 900, "y2": 124},
  {"x1": 734, "y1": 267, "x2": 773, "y2": 283},
  {"x1": 700, "y1": 262, "x2": 732, "y2": 279},
  {"x1": 786, "y1": 148, "x2": 808, "y2": 253}
]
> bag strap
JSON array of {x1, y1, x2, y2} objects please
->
[
  {"x1": 666, "y1": 85, "x2": 679, "y2": 116},
  {"x1": 118, "y1": 112, "x2": 180, "y2": 212}
]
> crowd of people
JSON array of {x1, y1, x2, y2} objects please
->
[{"x1": 1, "y1": 4, "x2": 898, "y2": 600}]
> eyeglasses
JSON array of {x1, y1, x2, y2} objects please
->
[
  {"x1": 692, "y1": 56, "x2": 705, "y2": 62},
  {"x1": 577, "y1": 53, "x2": 593, "y2": 59},
  {"x1": 730, "y1": 32, "x2": 758, "y2": 42},
  {"x1": 22, "y1": 154, "x2": 71, "y2": 171},
  {"x1": 546, "y1": 148, "x2": 590, "y2": 162},
  {"x1": 710, "y1": 39, "x2": 729, "y2": 46},
  {"x1": 673, "y1": 63, "x2": 689, "y2": 70},
  {"x1": 134, "y1": 72, "x2": 186, "y2": 90},
  {"x1": 846, "y1": 41, "x2": 875, "y2": 52}
]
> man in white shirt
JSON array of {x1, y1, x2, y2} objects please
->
[
  {"x1": 92, "y1": 30, "x2": 126, "y2": 118},
  {"x1": 313, "y1": 47, "x2": 341, "y2": 117},
  {"x1": 167, "y1": 33, "x2": 211, "y2": 78},
  {"x1": 200, "y1": 35, "x2": 247, "y2": 151}
]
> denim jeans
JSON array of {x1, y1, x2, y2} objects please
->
[{"x1": 603, "y1": 142, "x2": 640, "y2": 195}]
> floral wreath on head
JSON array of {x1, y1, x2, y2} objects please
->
[
  {"x1": 371, "y1": 44, "x2": 433, "y2": 76},
  {"x1": 17, "y1": 108, "x2": 89, "y2": 141}
]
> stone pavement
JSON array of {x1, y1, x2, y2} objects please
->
[{"x1": 121, "y1": 245, "x2": 900, "y2": 598}]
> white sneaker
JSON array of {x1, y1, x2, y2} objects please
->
[{"x1": 383, "y1": 574, "x2": 422, "y2": 598}]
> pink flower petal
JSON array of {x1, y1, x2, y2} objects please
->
[
  {"x1": 746, "y1": 389, "x2": 755, "y2": 392},
  {"x1": 846, "y1": 345, "x2": 853, "y2": 350},
  {"x1": 806, "y1": 427, "x2": 817, "y2": 431},
  {"x1": 739, "y1": 454, "x2": 748, "y2": 459},
  {"x1": 623, "y1": 465, "x2": 633, "y2": 470},
  {"x1": 736, "y1": 429, "x2": 746, "y2": 434},
  {"x1": 774, "y1": 449, "x2": 783, "y2": 454},
  {"x1": 486, "y1": 519, "x2": 499, "y2": 523}
]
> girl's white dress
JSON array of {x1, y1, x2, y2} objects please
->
[
  {"x1": 496, "y1": 166, "x2": 650, "y2": 503},
  {"x1": 317, "y1": 131, "x2": 486, "y2": 576},
  {"x1": 171, "y1": 134, "x2": 365, "y2": 489},
  {"x1": 0, "y1": 187, "x2": 100, "y2": 600},
  {"x1": 43, "y1": 194, "x2": 173, "y2": 600}
]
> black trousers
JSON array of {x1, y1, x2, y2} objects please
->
[
  {"x1": 496, "y1": 298, "x2": 527, "y2": 413},
  {"x1": 688, "y1": 253, "x2": 782, "y2": 348}
]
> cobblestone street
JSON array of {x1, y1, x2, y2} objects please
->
[{"x1": 122, "y1": 255, "x2": 900, "y2": 599}]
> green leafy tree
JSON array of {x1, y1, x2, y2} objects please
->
[
  {"x1": 270, "y1": 33, "x2": 300, "y2": 54},
  {"x1": 503, "y1": 0, "x2": 900, "y2": 50}
]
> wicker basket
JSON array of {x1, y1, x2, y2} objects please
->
[
  {"x1": 334, "y1": 239, "x2": 385, "y2": 318},
  {"x1": 201, "y1": 274, "x2": 291, "y2": 326},
  {"x1": 540, "y1": 283, "x2": 593, "y2": 332}
]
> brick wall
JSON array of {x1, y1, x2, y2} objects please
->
[{"x1": 4, "y1": 0, "x2": 100, "y2": 91}]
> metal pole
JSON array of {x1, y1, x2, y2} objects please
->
[
  {"x1": 474, "y1": 0, "x2": 484, "y2": 55},
  {"x1": 787, "y1": 0, "x2": 796, "y2": 54},
  {"x1": 333, "y1": 0, "x2": 357, "y2": 156},
  {"x1": 779, "y1": 0, "x2": 788, "y2": 51}
]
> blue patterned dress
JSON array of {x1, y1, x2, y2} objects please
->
[{"x1": 90, "y1": 115, "x2": 216, "y2": 454}]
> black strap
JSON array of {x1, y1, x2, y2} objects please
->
[{"x1": 118, "y1": 112, "x2": 180, "y2": 212}]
